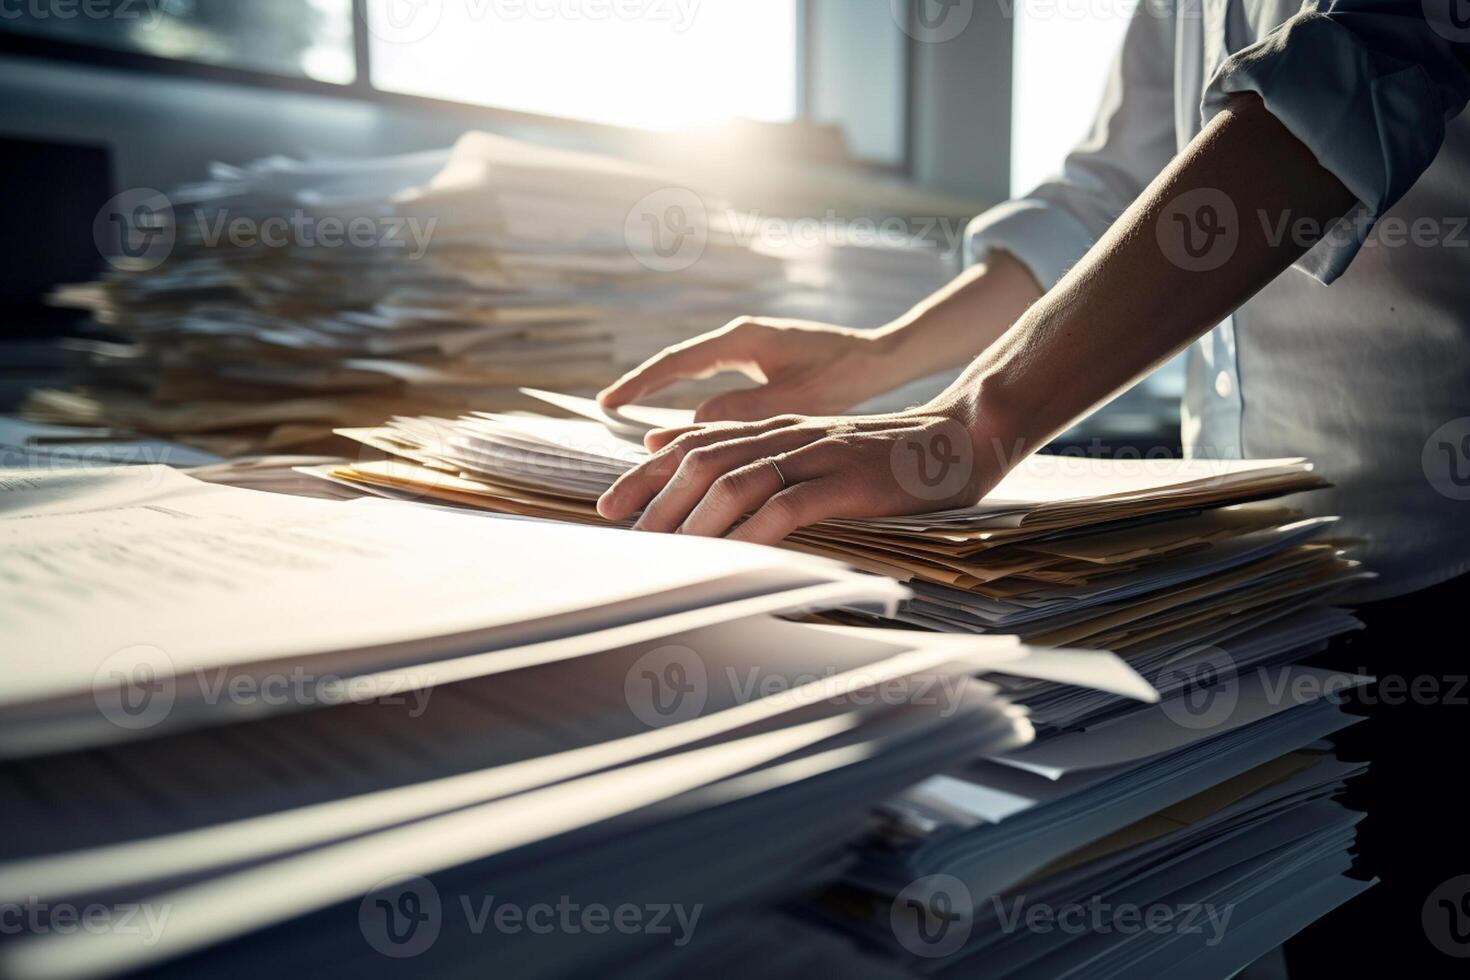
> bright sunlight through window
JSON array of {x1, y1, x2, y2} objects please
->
[
  {"x1": 367, "y1": 0, "x2": 798, "y2": 131},
  {"x1": 1011, "y1": 0, "x2": 1135, "y2": 196}
]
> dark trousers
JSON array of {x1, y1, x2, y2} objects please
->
[{"x1": 1283, "y1": 573, "x2": 1470, "y2": 975}]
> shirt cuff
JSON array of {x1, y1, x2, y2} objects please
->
[
  {"x1": 963, "y1": 198, "x2": 1098, "y2": 292},
  {"x1": 1201, "y1": 11, "x2": 1442, "y2": 284}
]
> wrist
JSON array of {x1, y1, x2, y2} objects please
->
[
  {"x1": 925, "y1": 361, "x2": 1051, "y2": 481},
  {"x1": 861, "y1": 313, "x2": 940, "y2": 387},
  {"x1": 840, "y1": 324, "x2": 915, "y2": 392}
]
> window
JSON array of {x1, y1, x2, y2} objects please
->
[
  {"x1": 2, "y1": 1, "x2": 803, "y2": 133},
  {"x1": 1010, "y1": 0, "x2": 1134, "y2": 195},
  {"x1": 1010, "y1": 1, "x2": 1184, "y2": 418},
  {"x1": 806, "y1": 0, "x2": 904, "y2": 167},
  {"x1": 365, "y1": 0, "x2": 798, "y2": 131},
  {"x1": 0, "y1": 0, "x2": 356, "y2": 83}
]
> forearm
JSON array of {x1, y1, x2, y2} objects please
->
[
  {"x1": 869, "y1": 249, "x2": 1043, "y2": 386},
  {"x1": 955, "y1": 94, "x2": 1357, "y2": 456}
]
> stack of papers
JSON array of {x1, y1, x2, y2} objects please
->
[
  {"x1": 808, "y1": 669, "x2": 1373, "y2": 978},
  {"x1": 315, "y1": 390, "x2": 1369, "y2": 677},
  {"x1": 184, "y1": 454, "x2": 359, "y2": 500},
  {"x1": 0, "y1": 466, "x2": 1159, "y2": 978},
  {"x1": 293, "y1": 392, "x2": 1378, "y2": 973},
  {"x1": 24, "y1": 134, "x2": 952, "y2": 456},
  {"x1": 1, "y1": 464, "x2": 897, "y2": 753}
]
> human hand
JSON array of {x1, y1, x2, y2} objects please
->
[
  {"x1": 595, "y1": 395, "x2": 1002, "y2": 545},
  {"x1": 597, "y1": 316, "x2": 903, "y2": 423}
]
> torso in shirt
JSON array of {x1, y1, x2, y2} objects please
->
[{"x1": 1176, "y1": 0, "x2": 1470, "y2": 597}]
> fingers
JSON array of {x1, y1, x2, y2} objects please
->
[
  {"x1": 597, "y1": 342, "x2": 722, "y2": 409},
  {"x1": 694, "y1": 385, "x2": 796, "y2": 424},
  {"x1": 680, "y1": 440, "x2": 834, "y2": 538},
  {"x1": 632, "y1": 425, "x2": 824, "y2": 532},
  {"x1": 598, "y1": 319, "x2": 759, "y2": 409},
  {"x1": 597, "y1": 416, "x2": 804, "y2": 521},
  {"x1": 608, "y1": 411, "x2": 992, "y2": 547},
  {"x1": 645, "y1": 424, "x2": 702, "y2": 452},
  {"x1": 728, "y1": 477, "x2": 852, "y2": 545}
]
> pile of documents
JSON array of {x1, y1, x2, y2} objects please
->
[
  {"x1": 822, "y1": 667, "x2": 1372, "y2": 977},
  {"x1": 24, "y1": 133, "x2": 951, "y2": 456},
  {"x1": 296, "y1": 390, "x2": 1377, "y2": 975},
  {"x1": 0, "y1": 464, "x2": 1157, "y2": 978},
  {"x1": 316, "y1": 389, "x2": 1370, "y2": 665}
]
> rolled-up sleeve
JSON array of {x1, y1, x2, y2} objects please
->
[
  {"x1": 1202, "y1": 1, "x2": 1470, "y2": 283},
  {"x1": 966, "y1": 3, "x2": 1178, "y2": 290}
]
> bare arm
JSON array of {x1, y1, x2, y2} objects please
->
[
  {"x1": 596, "y1": 250, "x2": 1041, "y2": 421},
  {"x1": 599, "y1": 94, "x2": 1358, "y2": 542},
  {"x1": 955, "y1": 92, "x2": 1357, "y2": 454},
  {"x1": 868, "y1": 250, "x2": 1043, "y2": 385}
]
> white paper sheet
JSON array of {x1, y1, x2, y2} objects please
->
[{"x1": 0, "y1": 468, "x2": 874, "y2": 708}]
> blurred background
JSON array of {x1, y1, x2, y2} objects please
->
[{"x1": 0, "y1": 0, "x2": 1179, "y2": 449}]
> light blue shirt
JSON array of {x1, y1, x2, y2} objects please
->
[{"x1": 966, "y1": 0, "x2": 1470, "y2": 599}]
